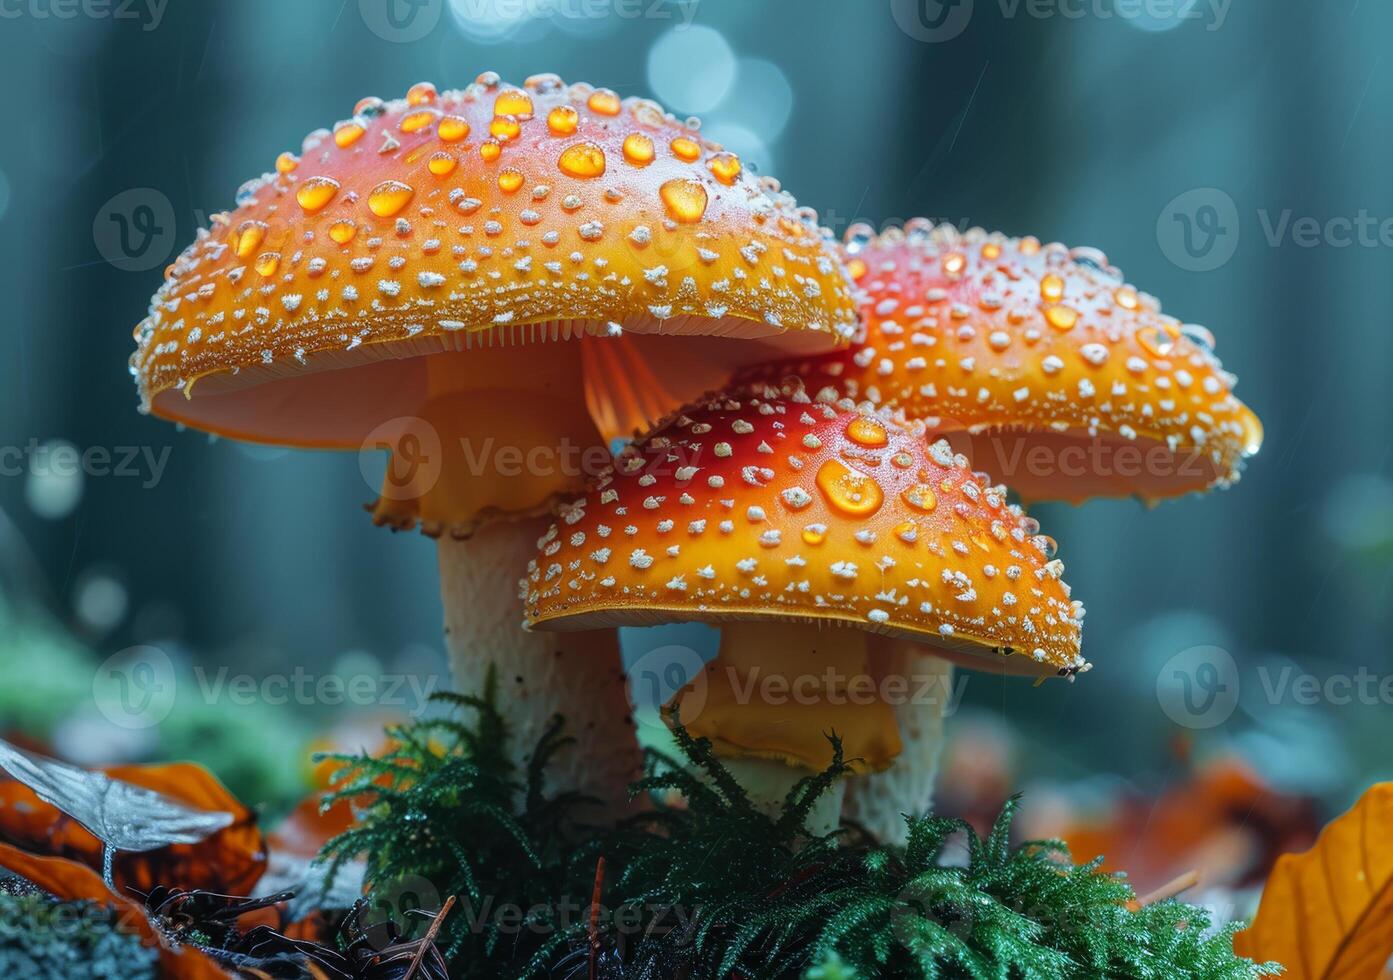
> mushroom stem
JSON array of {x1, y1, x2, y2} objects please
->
[
  {"x1": 722, "y1": 756, "x2": 847, "y2": 837},
  {"x1": 439, "y1": 517, "x2": 641, "y2": 816},
  {"x1": 841, "y1": 646, "x2": 954, "y2": 846}
]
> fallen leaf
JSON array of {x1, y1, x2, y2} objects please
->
[
  {"x1": 1234, "y1": 781, "x2": 1393, "y2": 978},
  {"x1": 0, "y1": 841, "x2": 231, "y2": 979},
  {"x1": 0, "y1": 753, "x2": 266, "y2": 895}
]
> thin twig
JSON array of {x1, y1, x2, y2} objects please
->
[
  {"x1": 403, "y1": 894, "x2": 456, "y2": 980},
  {"x1": 1136, "y1": 870, "x2": 1201, "y2": 908},
  {"x1": 589, "y1": 856, "x2": 607, "y2": 980}
]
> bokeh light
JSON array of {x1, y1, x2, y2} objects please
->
[{"x1": 646, "y1": 25, "x2": 737, "y2": 113}]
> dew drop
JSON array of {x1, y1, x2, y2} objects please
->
[
  {"x1": 329, "y1": 220, "x2": 358, "y2": 244},
  {"x1": 295, "y1": 176, "x2": 340, "y2": 213},
  {"x1": 1113, "y1": 286, "x2": 1139, "y2": 310},
  {"x1": 846, "y1": 258, "x2": 868, "y2": 280},
  {"x1": 981, "y1": 242, "x2": 1001, "y2": 260},
  {"x1": 801, "y1": 525, "x2": 827, "y2": 546},
  {"x1": 1040, "y1": 274, "x2": 1065, "y2": 302},
  {"x1": 622, "y1": 133, "x2": 655, "y2": 166},
  {"x1": 659, "y1": 178, "x2": 708, "y2": 222},
  {"x1": 254, "y1": 251, "x2": 280, "y2": 277},
  {"x1": 368, "y1": 179, "x2": 414, "y2": 218},
  {"x1": 901, "y1": 482, "x2": 937, "y2": 513},
  {"x1": 334, "y1": 121, "x2": 366, "y2": 148},
  {"x1": 355, "y1": 96, "x2": 385, "y2": 117},
  {"x1": 480, "y1": 140, "x2": 502, "y2": 162},
  {"x1": 1044, "y1": 304, "x2": 1079, "y2": 331},
  {"x1": 437, "y1": 115, "x2": 471, "y2": 142},
  {"x1": 233, "y1": 220, "x2": 268, "y2": 258},
  {"x1": 489, "y1": 115, "x2": 521, "y2": 141},
  {"x1": 1019, "y1": 236, "x2": 1041, "y2": 255},
  {"x1": 493, "y1": 89, "x2": 534, "y2": 119},
  {"x1": 275, "y1": 151, "x2": 299, "y2": 174},
  {"x1": 498, "y1": 167, "x2": 524, "y2": 193},
  {"x1": 407, "y1": 81, "x2": 437, "y2": 106},
  {"x1": 559, "y1": 142, "x2": 607, "y2": 178},
  {"x1": 670, "y1": 136, "x2": 701, "y2": 162},
  {"x1": 400, "y1": 109, "x2": 438, "y2": 134},
  {"x1": 547, "y1": 105, "x2": 579, "y2": 135},
  {"x1": 1137, "y1": 323, "x2": 1179, "y2": 357},
  {"x1": 845, "y1": 416, "x2": 887, "y2": 448},
  {"x1": 587, "y1": 88, "x2": 621, "y2": 115},
  {"x1": 942, "y1": 252, "x2": 966, "y2": 276},
  {"x1": 1035, "y1": 534, "x2": 1059, "y2": 558},
  {"x1": 708, "y1": 151, "x2": 741, "y2": 185},
  {"x1": 815, "y1": 458, "x2": 884, "y2": 516},
  {"x1": 428, "y1": 151, "x2": 457, "y2": 177}
]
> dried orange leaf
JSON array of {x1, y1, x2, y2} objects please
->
[
  {"x1": 1234, "y1": 782, "x2": 1393, "y2": 978},
  {"x1": 0, "y1": 754, "x2": 266, "y2": 895},
  {"x1": 0, "y1": 842, "x2": 231, "y2": 979}
]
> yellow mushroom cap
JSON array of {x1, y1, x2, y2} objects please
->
[
  {"x1": 522, "y1": 379, "x2": 1086, "y2": 678},
  {"x1": 128, "y1": 72, "x2": 857, "y2": 450},
  {"x1": 739, "y1": 221, "x2": 1264, "y2": 503}
]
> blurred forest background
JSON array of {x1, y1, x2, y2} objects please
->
[{"x1": 1, "y1": 0, "x2": 1390, "y2": 902}]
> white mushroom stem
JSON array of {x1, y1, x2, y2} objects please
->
[
  {"x1": 722, "y1": 757, "x2": 847, "y2": 837},
  {"x1": 841, "y1": 646, "x2": 955, "y2": 846},
  {"x1": 439, "y1": 516, "x2": 641, "y2": 816}
]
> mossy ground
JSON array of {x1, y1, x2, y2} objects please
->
[{"x1": 316, "y1": 676, "x2": 1281, "y2": 980}]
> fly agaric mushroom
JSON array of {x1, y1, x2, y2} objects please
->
[
  {"x1": 739, "y1": 220, "x2": 1263, "y2": 503},
  {"x1": 127, "y1": 73, "x2": 858, "y2": 814},
  {"x1": 520, "y1": 379, "x2": 1083, "y2": 836}
]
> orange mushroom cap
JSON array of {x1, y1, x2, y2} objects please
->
[
  {"x1": 738, "y1": 221, "x2": 1264, "y2": 503},
  {"x1": 521, "y1": 379, "x2": 1086, "y2": 678},
  {"x1": 129, "y1": 72, "x2": 857, "y2": 451}
]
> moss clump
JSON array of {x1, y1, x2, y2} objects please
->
[
  {"x1": 0, "y1": 879, "x2": 157, "y2": 980},
  {"x1": 315, "y1": 684, "x2": 1281, "y2": 979}
]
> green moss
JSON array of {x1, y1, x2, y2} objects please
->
[
  {"x1": 314, "y1": 684, "x2": 1283, "y2": 980},
  {"x1": 0, "y1": 880, "x2": 157, "y2": 980}
]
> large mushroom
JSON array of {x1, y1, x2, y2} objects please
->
[
  {"x1": 737, "y1": 220, "x2": 1263, "y2": 839},
  {"x1": 739, "y1": 221, "x2": 1263, "y2": 502},
  {"x1": 520, "y1": 379, "x2": 1083, "y2": 835},
  {"x1": 128, "y1": 73, "x2": 858, "y2": 812}
]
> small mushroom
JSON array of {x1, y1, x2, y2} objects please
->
[
  {"x1": 740, "y1": 221, "x2": 1264, "y2": 503},
  {"x1": 127, "y1": 74, "x2": 857, "y2": 814},
  {"x1": 521, "y1": 379, "x2": 1083, "y2": 836}
]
